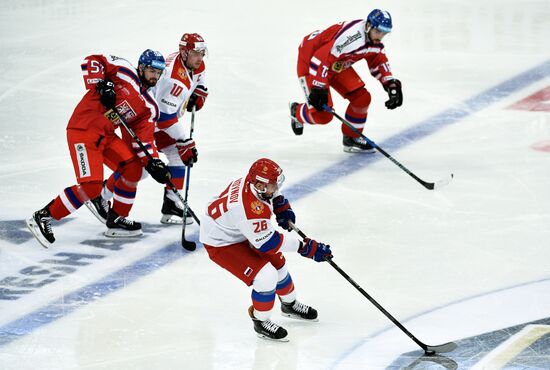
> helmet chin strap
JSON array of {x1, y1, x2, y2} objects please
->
[
  {"x1": 137, "y1": 66, "x2": 147, "y2": 86},
  {"x1": 251, "y1": 182, "x2": 273, "y2": 201},
  {"x1": 365, "y1": 24, "x2": 372, "y2": 41}
]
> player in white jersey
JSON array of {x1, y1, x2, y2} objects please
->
[
  {"x1": 152, "y1": 33, "x2": 208, "y2": 224},
  {"x1": 88, "y1": 33, "x2": 209, "y2": 226},
  {"x1": 200, "y1": 158, "x2": 333, "y2": 341}
]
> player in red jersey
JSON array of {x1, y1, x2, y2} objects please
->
[
  {"x1": 290, "y1": 9, "x2": 403, "y2": 153},
  {"x1": 200, "y1": 158, "x2": 332, "y2": 341},
  {"x1": 26, "y1": 50, "x2": 171, "y2": 248},
  {"x1": 89, "y1": 33, "x2": 208, "y2": 226}
]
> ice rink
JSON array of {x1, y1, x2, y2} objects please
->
[{"x1": 1, "y1": 0, "x2": 550, "y2": 369}]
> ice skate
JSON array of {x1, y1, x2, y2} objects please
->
[
  {"x1": 160, "y1": 189, "x2": 193, "y2": 225},
  {"x1": 104, "y1": 210, "x2": 142, "y2": 237},
  {"x1": 26, "y1": 206, "x2": 55, "y2": 248},
  {"x1": 289, "y1": 102, "x2": 303, "y2": 136},
  {"x1": 281, "y1": 300, "x2": 318, "y2": 321},
  {"x1": 343, "y1": 135, "x2": 376, "y2": 153},
  {"x1": 248, "y1": 306, "x2": 289, "y2": 342},
  {"x1": 85, "y1": 195, "x2": 110, "y2": 224}
]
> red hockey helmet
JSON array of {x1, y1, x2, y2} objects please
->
[
  {"x1": 247, "y1": 158, "x2": 285, "y2": 188},
  {"x1": 179, "y1": 33, "x2": 208, "y2": 57}
]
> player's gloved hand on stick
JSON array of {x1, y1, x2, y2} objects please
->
[
  {"x1": 186, "y1": 85, "x2": 208, "y2": 112},
  {"x1": 146, "y1": 158, "x2": 171, "y2": 184},
  {"x1": 308, "y1": 86, "x2": 329, "y2": 111},
  {"x1": 176, "y1": 138, "x2": 198, "y2": 167},
  {"x1": 272, "y1": 195, "x2": 295, "y2": 231},
  {"x1": 298, "y1": 238, "x2": 332, "y2": 262},
  {"x1": 383, "y1": 79, "x2": 402, "y2": 110},
  {"x1": 96, "y1": 79, "x2": 116, "y2": 110}
]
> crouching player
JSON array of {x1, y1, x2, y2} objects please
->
[{"x1": 200, "y1": 158, "x2": 332, "y2": 341}]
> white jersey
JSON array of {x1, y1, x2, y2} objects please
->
[
  {"x1": 199, "y1": 176, "x2": 300, "y2": 254},
  {"x1": 150, "y1": 51, "x2": 206, "y2": 141}
]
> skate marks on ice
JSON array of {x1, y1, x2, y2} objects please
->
[
  {"x1": 387, "y1": 317, "x2": 550, "y2": 370},
  {"x1": 284, "y1": 60, "x2": 550, "y2": 199},
  {"x1": 333, "y1": 278, "x2": 550, "y2": 369},
  {"x1": 0, "y1": 218, "x2": 199, "y2": 346},
  {"x1": 0, "y1": 59, "x2": 548, "y2": 359}
]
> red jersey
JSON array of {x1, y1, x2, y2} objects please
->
[
  {"x1": 67, "y1": 55, "x2": 159, "y2": 158},
  {"x1": 298, "y1": 19, "x2": 394, "y2": 87}
]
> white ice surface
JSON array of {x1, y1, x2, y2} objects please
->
[{"x1": 1, "y1": 0, "x2": 550, "y2": 369}]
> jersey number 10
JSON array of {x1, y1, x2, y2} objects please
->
[{"x1": 170, "y1": 83, "x2": 184, "y2": 97}]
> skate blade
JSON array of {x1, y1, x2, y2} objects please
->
[
  {"x1": 256, "y1": 333, "x2": 289, "y2": 342},
  {"x1": 25, "y1": 217, "x2": 52, "y2": 249},
  {"x1": 281, "y1": 312, "x2": 319, "y2": 322},
  {"x1": 160, "y1": 214, "x2": 193, "y2": 225},
  {"x1": 343, "y1": 146, "x2": 376, "y2": 154},
  {"x1": 84, "y1": 201, "x2": 107, "y2": 224},
  {"x1": 103, "y1": 229, "x2": 143, "y2": 238},
  {"x1": 289, "y1": 116, "x2": 304, "y2": 136}
]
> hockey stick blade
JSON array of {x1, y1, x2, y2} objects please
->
[
  {"x1": 421, "y1": 173, "x2": 453, "y2": 190},
  {"x1": 429, "y1": 173, "x2": 454, "y2": 190},
  {"x1": 325, "y1": 107, "x2": 454, "y2": 191},
  {"x1": 182, "y1": 240, "x2": 196, "y2": 251},
  {"x1": 425, "y1": 341, "x2": 458, "y2": 354}
]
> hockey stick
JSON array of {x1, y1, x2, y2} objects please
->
[
  {"x1": 104, "y1": 108, "x2": 201, "y2": 225},
  {"x1": 181, "y1": 106, "x2": 196, "y2": 251},
  {"x1": 323, "y1": 105, "x2": 453, "y2": 190},
  {"x1": 290, "y1": 222, "x2": 457, "y2": 355}
]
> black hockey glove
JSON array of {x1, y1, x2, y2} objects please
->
[
  {"x1": 383, "y1": 79, "x2": 403, "y2": 110},
  {"x1": 308, "y1": 86, "x2": 329, "y2": 111},
  {"x1": 145, "y1": 158, "x2": 171, "y2": 184},
  {"x1": 96, "y1": 79, "x2": 117, "y2": 110}
]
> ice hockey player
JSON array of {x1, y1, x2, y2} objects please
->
[
  {"x1": 26, "y1": 50, "x2": 171, "y2": 248},
  {"x1": 200, "y1": 158, "x2": 333, "y2": 341},
  {"x1": 290, "y1": 9, "x2": 403, "y2": 153},
  {"x1": 94, "y1": 33, "x2": 208, "y2": 225}
]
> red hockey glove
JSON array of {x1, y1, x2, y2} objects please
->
[
  {"x1": 176, "y1": 138, "x2": 198, "y2": 167},
  {"x1": 187, "y1": 85, "x2": 208, "y2": 112}
]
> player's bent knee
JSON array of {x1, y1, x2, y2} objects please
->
[
  {"x1": 119, "y1": 157, "x2": 143, "y2": 182},
  {"x1": 78, "y1": 181, "x2": 103, "y2": 200},
  {"x1": 311, "y1": 110, "x2": 333, "y2": 125},
  {"x1": 346, "y1": 87, "x2": 372, "y2": 108},
  {"x1": 252, "y1": 263, "x2": 278, "y2": 292}
]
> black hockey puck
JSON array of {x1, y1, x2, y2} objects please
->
[{"x1": 424, "y1": 350, "x2": 436, "y2": 356}]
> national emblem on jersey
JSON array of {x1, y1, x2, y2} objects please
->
[
  {"x1": 177, "y1": 68, "x2": 187, "y2": 81},
  {"x1": 332, "y1": 61, "x2": 344, "y2": 73},
  {"x1": 250, "y1": 200, "x2": 265, "y2": 215},
  {"x1": 116, "y1": 100, "x2": 137, "y2": 122}
]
